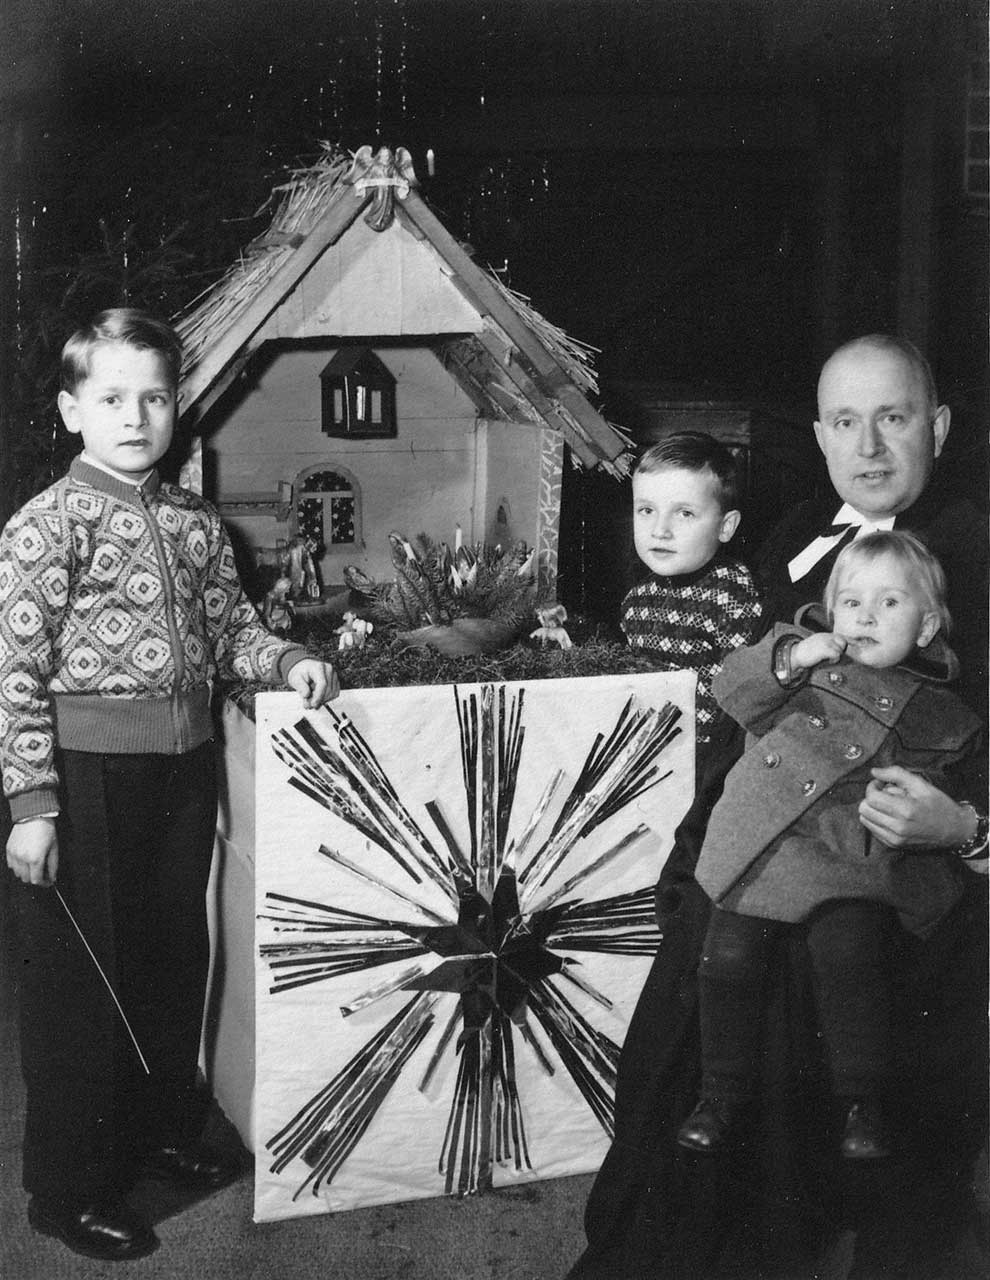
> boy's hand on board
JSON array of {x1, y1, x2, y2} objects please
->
[{"x1": 286, "y1": 658, "x2": 341, "y2": 709}]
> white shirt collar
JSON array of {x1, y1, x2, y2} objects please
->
[{"x1": 830, "y1": 502, "x2": 896, "y2": 532}]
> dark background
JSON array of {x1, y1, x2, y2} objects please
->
[{"x1": 1, "y1": 0, "x2": 986, "y2": 618}]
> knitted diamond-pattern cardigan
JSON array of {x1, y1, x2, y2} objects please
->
[
  {"x1": 620, "y1": 552, "x2": 763, "y2": 743},
  {"x1": 0, "y1": 458, "x2": 305, "y2": 821}
]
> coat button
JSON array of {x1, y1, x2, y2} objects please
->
[
  {"x1": 843, "y1": 743, "x2": 864, "y2": 760},
  {"x1": 802, "y1": 779, "x2": 817, "y2": 795},
  {"x1": 807, "y1": 714, "x2": 827, "y2": 729},
  {"x1": 874, "y1": 695, "x2": 894, "y2": 710},
  {"x1": 828, "y1": 671, "x2": 844, "y2": 685},
  {"x1": 762, "y1": 751, "x2": 781, "y2": 768}
]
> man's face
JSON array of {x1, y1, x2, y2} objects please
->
[
  {"x1": 813, "y1": 345, "x2": 949, "y2": 519},
  {"x1": 58, "y1": 341, "x2": 176, "y2": 478}
]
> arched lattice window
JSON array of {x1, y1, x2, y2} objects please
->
[{"x1": 295, "y1": 470, "x2": 358, "y2": 553}]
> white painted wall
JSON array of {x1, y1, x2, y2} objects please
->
[
  {"x1": 481, "y1": 419, "x2": 544, "y2": 554},
  {"x1": 203, "y1": 343, "x2": 546, "y2": 588}
]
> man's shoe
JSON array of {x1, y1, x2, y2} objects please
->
[
  {"x1": 142, "y1": 1142, "x2": 241, "y2": 1191},
  {"x1": 28, "y1": 1195, "x2": 158, "y2": 1261},
  {"x1": 676, "y1": 1097, "x2": 741, "y2": 1153},
  {"x1": 839, "y1": 1099, "x2": 890, "y2": 1159}
]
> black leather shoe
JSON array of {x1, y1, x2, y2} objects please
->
[
  {"x1": 676, "y1": 1097, "x2": 742, "y2": 1153},
  {"x1": 142, "y1": 1142, "x2": 241, "y2": 1191},
  {"x1": 28, "y1": 1195, "x2": 158, "y2": 1261},
  {"x1": 839, "y1": 1099, "x2": 890, "y2": 1159}
]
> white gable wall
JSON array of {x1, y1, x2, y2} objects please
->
[{"x1": 261, "y1": 214, "x2": 483, "y2": 338}]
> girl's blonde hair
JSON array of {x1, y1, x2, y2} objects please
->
[{"x1": 824, "y1": 530, "x2": 951, "y2": 634}]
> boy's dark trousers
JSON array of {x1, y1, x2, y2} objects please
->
[
  {"x1": 698, "y1": 899, "x2": 893, "y2": 1101},
  {"x1": 13, "y1": 742, "x2": 218, "y2": 1202}
]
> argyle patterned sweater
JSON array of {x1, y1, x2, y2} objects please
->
[
  {"x1": 0, "y1": 459, "x2": 306, "y2": 821},
  {"x1": 620, "y1": 552, "x2": 762, "y2": 743}
]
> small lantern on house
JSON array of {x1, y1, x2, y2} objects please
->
[{"x1": 320, "y1": 346, "x2": 397, "y2": 438}]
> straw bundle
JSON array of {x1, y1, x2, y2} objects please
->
[
  {"x1": 487, "y1": 275, "x2": 633, "y2": 475},
  {"x1": 487, "y1": 275, "x2": 601, "y2": 396},
  {"x1": 174, "y1": 143, "x2": 353, "y2": 370}
]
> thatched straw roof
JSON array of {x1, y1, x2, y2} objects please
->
[{"x1": 174, "y1": 143, "x2": 630, "y2": 473}]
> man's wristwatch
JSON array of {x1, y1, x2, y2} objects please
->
[{"x1": 951, "y1": 802, "x2": 990, "y2": 860}]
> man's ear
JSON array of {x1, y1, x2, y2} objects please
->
[
  {"x1": 718, "y1": 509, "x2": 741, "y2": 543},
  {"x1": 812, "y1": 419, "x2": 827, "y2": 456},
  {"x1": 931, "y1": 404, "x2": 950, "y2": 459},
  {"x1": 57, "y1": 390, "x2": 81, "y2": 435},
  {"x1": 916, "y1": 610, "x2": 940, "y2": 649}
]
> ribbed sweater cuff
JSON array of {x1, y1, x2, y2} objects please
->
[
  {"x1": 276, "y1": 647, "x2": 309, "y2": 683},
  {"x1": 9, "y1": 788, "x2": 61, "y2": 823}
]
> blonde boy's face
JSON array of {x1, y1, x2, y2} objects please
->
[
  {"x1": 58, "y1": 341, "x2": 177, "y2": 478},
  {"x1": 830, "y1": 553, "x2": 939, "y2": 669},
  {"x1": 632, "y1": 465, "x2": 740, "y2": 578}
]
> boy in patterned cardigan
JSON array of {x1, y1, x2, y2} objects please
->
[
  {"x1": 0, "y1": 310, "x2": 339, "y2": 1262},
  {"x1": 621, "y1": 433, "x2": 762, "y2": 746}
]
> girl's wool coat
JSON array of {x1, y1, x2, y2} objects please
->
[{"x1": 695, "y1": 606, "x2": 982, "y2": 936}]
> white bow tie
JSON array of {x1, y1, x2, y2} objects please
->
[{"x1": 787, "y1": 506, "x2": 896, "y2": 582}]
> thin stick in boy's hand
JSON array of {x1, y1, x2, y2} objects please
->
[{"x1": 55, "y1": 888, "x2": 151, "y2": 1075}]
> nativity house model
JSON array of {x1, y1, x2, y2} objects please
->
[{"x1": 174, "y1": 145, "x2": 629, "y2": 600}]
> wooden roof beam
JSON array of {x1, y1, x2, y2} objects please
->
[
  {"x1": 179, "y1": 189, "x2": 373, "y2": 416},
  {"x1": 398, "y1": 190, "x2": 625, "y2": 466},
  {"x1": 470, "y1": 321, "x2": 601, "y2": 466}
]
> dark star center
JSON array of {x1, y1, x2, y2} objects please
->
[{"x1": 402, "y1": 868, "x2": 566, "y2": 1028}]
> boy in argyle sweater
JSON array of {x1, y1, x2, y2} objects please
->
[
  {"x1": 0, "y1": 309, "x2": 338, "y2": 1261},
  {"x1": 621, "y1": 432, "x2": 762, "y2": 746}
]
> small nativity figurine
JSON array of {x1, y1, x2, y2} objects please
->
[
  {"x1": 282, "y1": 535, "x2": 322, "y2": 601},
  {"x1": 335, "y1": 612, "x2": 374, "y2": 651},
  {"x1": 530, "y1": 603, "x2": 572, "y2": 650},
  {"x1": 262, "y1": 575, "x2": 294, "y2": 636}
]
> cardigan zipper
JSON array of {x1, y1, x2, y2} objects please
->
[{"x1": 136, "y1": 481, "x2": 187, "y2": 747}]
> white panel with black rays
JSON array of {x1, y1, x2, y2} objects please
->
[{"x1": 252, "y1": 672, "x2": 695, "y2": 1221}]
